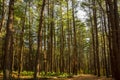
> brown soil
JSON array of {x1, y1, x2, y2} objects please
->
[
  {"x1": 0, "y1": 74, "x2": 113, "y2": 80},
  {"x1": 71, "y1": 74, "x2": 113, "y2": 80}
]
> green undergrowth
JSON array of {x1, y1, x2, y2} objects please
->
[
  {"x1": 40, "y1": 71, "x2": 73, "y2": 78},
  {"x1": 20, "y1": 71, "x2": 34, "y2": 76},
  {"x1": 12, "y1": 71, "x2": 73, "y2": 78}
]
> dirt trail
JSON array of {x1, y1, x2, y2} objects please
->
[
  {"x1": 71, "y1": 74, "x2": 113, "y2": 80},
  {"x1": 0, "y1": 74, "x2": 113, "y2": 80}
]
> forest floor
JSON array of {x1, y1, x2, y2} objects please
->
[
  {"x1": 49, "y1": 74, "x2": 113, "y2": 80},
  {"x1": 69, "y1": 74, "x2": 113, "y2": 80},
  {"x1": 0, "y1": 73, "x2": 113, "y2": 80}
]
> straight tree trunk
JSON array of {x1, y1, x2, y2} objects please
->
[
  {"x1": 66, "y1": 0, "x2": 71, "y2": 74},
  {"x1": 105, "y1": 1, "x2": 113, "y2": 77},
  {"x1": 113, "y1": 0, "x2": 120, "y2": 79},
  {"x1": 28, "y1": 1, "x2": 33, "y2": 71},
  {"x1": 92, "y1": 0, "x2": 100, "y2": 76},
  {"x1": 47, "y1": 0, "x2": 50, "y2": 72},
  {"x1": 18, "y1": 3, "x2": 27, "y2": 78},
  {"x1": 43, "y1": 17, "x2": 47, "y2": 74},
  {"x1": 96, "y1": 0, "x2": 109, "y2": 77},
  {"x1": 50, "y1": 0, "x2": 54, "y2": 72},
  {"x1": 60, "y1": 1, "x2": 64, "y2": 73},
  {"x1": 3, "y1": 0, "x2": 14, "y2": 79},
  {"x1": 101, "y1": 11, "x2": 109, "y2": 77},
  {"x1": 53, "y1": 17, "x2": 56, "y2": 72},
  {"x1": 88, "y1": 0, "x2": 97, "y2": 74},
  {"x1": 72, "y1": 0, "x2": 78, "y2": 75},
  {"x1": 34, "y1": 0, "x2": 46, "y2": 79},
  {"x1": 105, "y1": 0, "x2": 120, "y2": 79}
]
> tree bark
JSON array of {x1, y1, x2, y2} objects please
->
[
  {"x1": 0, "y1": 0, "x2": 5, "y2": 32},
  {"x1": 72, "y1": 0, "x2": 78, "y2": 75},
  {"x1": 66, "y1": 0, "x2": 71, "y2": 74},
  {"x1": 105, "y1": 0, "x2": 120, "y2": 79},
  {"x1": 18, "y1": 2, "x2": 27, "y2": 78},
  {"x1": 34, "y1": 0, "x2": 46, "y2": 79},
  {"x1": 3, "y1": 0, "x2": 14, "y2": 79},
  {"x1": 92, "y1": 0, "x2": 100, "y2": 76}
]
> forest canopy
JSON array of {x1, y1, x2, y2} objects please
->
[{"x1": 0, "y1": 0, "x2": 120, "y2": 80}]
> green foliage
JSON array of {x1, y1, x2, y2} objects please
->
[
  {"x1": 39, "y1": 71, "x2": 71, "y2": 78},
  {"x1": 58, "y1": 73, "x2": 69, "y2": 78},
  {"x1": 21, "y1": 71, "x2": 34, "y2": 76}
]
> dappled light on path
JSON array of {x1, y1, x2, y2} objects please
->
[{"x1": 72, "y1": 74, "x2": 113, "y2": 80}]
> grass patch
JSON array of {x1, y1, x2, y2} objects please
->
[
  {"x1": 20, "y1": 71, "x2": 34, "y2": 76},
  {"x1": 39, "y1": 71, "x2": 73, "y2": 78}
]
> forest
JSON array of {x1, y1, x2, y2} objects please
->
[{"x1": 0, "y1": 0, "x2": 120, "y2": 80}]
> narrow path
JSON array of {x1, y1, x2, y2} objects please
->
[{"x1": 71, "y1": 74, "x2": 113, "y2": 80}]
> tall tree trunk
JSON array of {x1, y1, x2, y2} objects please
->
[
  {"x1": 53, "y1": 17, "x2": 56, "y2": 72},
  {"x1": 43, "y1": 17, "x2": 47, "y2": 74},
  {"x1": 96, "y1": 0, "x2": 110, "y2": 76},
  {"x1": 105, "y1": 1, "x2": 113, "y2": 77},
  {"x1": 50, "y1": 0, "x2": 54, "y2": 72},
  {"x1": 47, "y1": 0, "x2": 50, "y2": 72},
  {"x1": 60, "y1": 1, "x2": 64, "y2": 73},
  {"x1": 34, "y1": 0, "x2": 46, "y2": 79},
  {"x1": 100, "y1": 10, "x2": 109, "y2": 77},
  {"x1": 88, "y1": 0, "x2": 97, "y2": 75},
  {"x1": 113, "y1": 0, "x2": 120, "y2": 79},
  {"x1": 72, "y1": 0, "x2": 78, "y2": 75},
  {"x1": 105, "y1": 0, "x2": 120, "y2": 79},
  {"x1": 92, "y1": 0, "x2": 100, "y2": 76},
  {"x1": 66, "y1": 0, "x2": 71, "y2": 74},
  {"x1": 28, "y1": 1, "x2": 33, "y2": 71},
  {"x1": 3, "y1": 0, "x2": 14, "y2": 79},
  {"x1": 18, "y1": 2, "x2": 27, "y2": 78}
]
